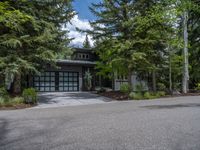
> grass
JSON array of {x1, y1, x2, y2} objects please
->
[{"x1": 0, "y1": 96, "x2": 25, "y2": 107}]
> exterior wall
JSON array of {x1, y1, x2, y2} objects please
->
[{"x1": 114, "y1": 73, "x2": 148, "y2": 91}]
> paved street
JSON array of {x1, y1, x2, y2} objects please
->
[{"x1": 0, "y1": 96, "x2": 200, "y2": 150}]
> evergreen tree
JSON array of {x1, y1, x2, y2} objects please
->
[
  {"x1": 83, "y1": 35, "x2": 91, "y2": 48},
  {"x1": 0, "y1": 0, "x2": 75, "y2": 94}
]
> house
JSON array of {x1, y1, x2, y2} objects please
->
[
  {"x1": 29, "y1": 48, "x2": 98, "y2": 92},
  {"x1": 28, "y1": 47, "x2": 147, "y2": 92}
]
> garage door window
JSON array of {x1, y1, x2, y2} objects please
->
[{"x1": 33, "y1": 71, "x2": 79, "y2": 92}]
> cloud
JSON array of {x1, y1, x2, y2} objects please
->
[{"x1": 64, "y1": 15, "x2": 93, "y2": 47}]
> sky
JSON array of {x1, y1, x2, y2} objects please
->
[{"x1": 65, "y1": 0, "x2": 101, "y2": 47}]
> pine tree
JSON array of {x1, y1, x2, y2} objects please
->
[
  {"x1": 0, "y1": 0, "x2": 75, "y2": 94},
  {"x1": 83, "y1": 35, "x2": 91, "y2": 49}
]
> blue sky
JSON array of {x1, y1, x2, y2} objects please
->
[
  {"x1": 65, "y1": 0, "x2": 101, "y2": 47},
  {"x1": 73, "y1": 0, "x2": 100, "y2": 20}
]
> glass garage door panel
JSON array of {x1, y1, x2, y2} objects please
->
[
  {"x1": 59, "y1": 72, "x2": 79, "y2": 92},
  {"x1": 33, "y1": 72, "x2": 55, "y2": 92}
]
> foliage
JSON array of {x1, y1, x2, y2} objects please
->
[
  {"x1": 87, "y1": 0, "x2": 200, "y2": 93},
  {"x1": 84, "y1": 71, "x2": 92, "y2": 91},
  {"x1": 135, "y1": 83, "x2": 146, "y2": 93},
  {"x1": 129, "y1": 92, "x2": 143, "y2": 100},
  {"x1": 129, "y1": 90, "x2": 166, "y2": 100},
  {"x1": 157, "y1": 83, "x2": 166, "y2": 91},
  {"x1": 22, "y1": 88, "x2": 37, "y2": 104},
  {"x1": 0, "y1": 0, "x2": 75, "y2": 94},
  {"x1": 83, "y1": 35, "x2": 91, "y2": 49},
  {"x1": 97, "y1": 87, "x2": 106, "y2": 93},
  {"x1": 157, "y1": 91, "x2": 166, "y2": 97},
  {"x1": 143, "y1": 92, "x2": 152, "y2": 99},
  {"x1": 195, "y1": 83, "x2": 200, "y2": 90},
  {"x1": 0, "y1": 96, "x2": 24, "y2": 107},
  {"x1": 120, "y1": 84, "x2": 131, "y2": 94},
  {"x1": 0, "y1": 87, "x2": 8, "y2": 97}
]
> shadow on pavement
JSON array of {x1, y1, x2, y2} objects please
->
[
  {"x1": 0, "y1": 118, "x2": 8, "y2": 144},
  {"x1": 141, "y1": 103, "x2": 200, "y2": 109}
]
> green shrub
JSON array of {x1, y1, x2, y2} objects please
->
[
  {"x1": 129, "y1": 92, "x2": 143, "y2": 100},
  {"x1": 135, "y1": 83, "x2": 145, "y2": 93},
  {"x1": 120, "y1": 83, "x2": 131, "y2": 94},
  {"x1": 144, "y1": 92, "x2": 151, "y2": 99},
  {"x1": 22, "y1": 88, "x2": 37, "y2": 104},
  {"x1": 97, "y1": 87, "x2": 106, "y2": 93},
  {"x1": 12, "y1": 97, "x2": 24, "y2": 104},
  {"x1": 195, "y1": 83, "x2": 200, "y2": 90},
  {"x1": 0, "y1": 87, "x2": 9, "y2": 97},
  {"x1": 157, "y1": 83, "x2": 166, "y2": 91},
  {"x1": 157, "y1": 91, "x2": 166, "y2": 97}
]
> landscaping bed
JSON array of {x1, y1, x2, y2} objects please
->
[
  {"x1": 0, "y1": 88, "x2": 37, "y2": 110},
  {"x1": 99, "y1": 91, "x2": 129, "y2": 101},
  {"x1": 99, "y1": 91, "x2": 200, "y2": 101},
  {"x1": 0, "y1": 104, "x2": 35, "y2": 110}
]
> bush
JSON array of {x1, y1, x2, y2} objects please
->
[
  {"x1": 97, "y1": 87, "x2": 106, "y2": 93},
  {"x1": 157, "y1": 91, "x2": 166, "y2": 97},
  {"x1": 12, "y1": 97, "x2": 24, "y2": 104},
  {"x1": 195, "y1": 83, "x2": 200, "y2": 90},
  {"x1": 157, "y1": 83, "x2": 166, "y2": 91},
  {"x1": 22, "y1": 88, "x2": 37, "y2": 104},
  {"x1": 120, "y1": 84, "x2": 131, "y2": 94},
  {"x1": 135, "y1": 83, "x2": 145, "y2": 93},
  {"x1": 0, "y1": 87, "x2": 9, "y2": 98},
  {"x1": 129, "y1": 92, "x2": 143, "y2": 100},
  {"x1": 144, "y1": 92, "x2": 152, "y2": 99},
  {"x1": 0, "y1": 96, "x2": 25, "y2": 107}
]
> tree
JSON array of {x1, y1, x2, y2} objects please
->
[
  {"x1": 87, "y1": 0, "x2": 152, "y2": 89},
  {"x1": 0, "y1": 0, "x2": 75, "y2": 94},
  {"x1": 83, "y1": 35, "x2": 91, "y2": 48}
]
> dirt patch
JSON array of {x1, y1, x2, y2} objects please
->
[{"x1": 0, "y1": 104, "x2": 36, "y2": 110}]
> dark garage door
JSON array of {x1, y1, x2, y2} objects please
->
[{"x1": 33, "y1": 71, "x2": 79, "y2": 92}]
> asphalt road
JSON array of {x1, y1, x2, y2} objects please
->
[{"x1": 0, "y1": 96, "x2": 200, "y2": 150}]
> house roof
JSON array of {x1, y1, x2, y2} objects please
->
[
  {"x1": 57, "y1": 59, "x2": 96, "y2": 65},
  {"x1": 73, "y1": 47, "x2": 94, "y2": 53}
]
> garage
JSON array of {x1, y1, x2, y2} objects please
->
[{"x1": 33, "y1": 71, "x2": 79, "y2": 92}]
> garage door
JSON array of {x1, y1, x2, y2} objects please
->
[{"x1": 33, "y1": 71, "x2": 79, "y2": 92}]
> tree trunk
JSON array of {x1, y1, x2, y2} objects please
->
[
  {"x1": 182, "y1": 11, "x2": 189, "y2": 94},
  {"x1": 12, "y1": 73, "x2": 21, "y2": 95},
  {"x1": 128, "y1": 70, "x2": 132, "y2": 91},
  {"x1": 152, "y1": 70, "x2": 156, "y2": 92},
  {"x1": 169, "y1": 46, "x2": 172, "y2": 94}
]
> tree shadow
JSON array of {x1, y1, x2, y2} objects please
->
[
  {"x1": 0, "y1": 118, "x2": 9, "y2": 144},
  {"x1": 141, "y1": 103, "x2": 200, "y2": 109}
]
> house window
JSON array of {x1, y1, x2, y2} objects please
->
[{"x1": 77, "y1": 53, "x2": 90, "y2": 60}]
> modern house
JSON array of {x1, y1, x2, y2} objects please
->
[
  {"x1": 28, "y1": 47, "x2": 147, "y2": 92},
  {"x1": 28, "y1": 48, "x2": 98, "y2": 92}
]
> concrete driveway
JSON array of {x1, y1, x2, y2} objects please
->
[
  {"x1": 0, "y1": 96, "x2": 200, "y2": 150},
  {"x1": 35, "y1": 92, "x2": 112, "y2": 108}
]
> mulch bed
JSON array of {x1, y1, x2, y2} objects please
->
[
  {"x1": 99, "y1": 91, "x2": 200, "y2": 101},
  {"x1": 99, "y1": 91, "x2": 129, "y2": 101},
  {"x1": 0, "y1": 104, "x2": 36, "y2": 110}
]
